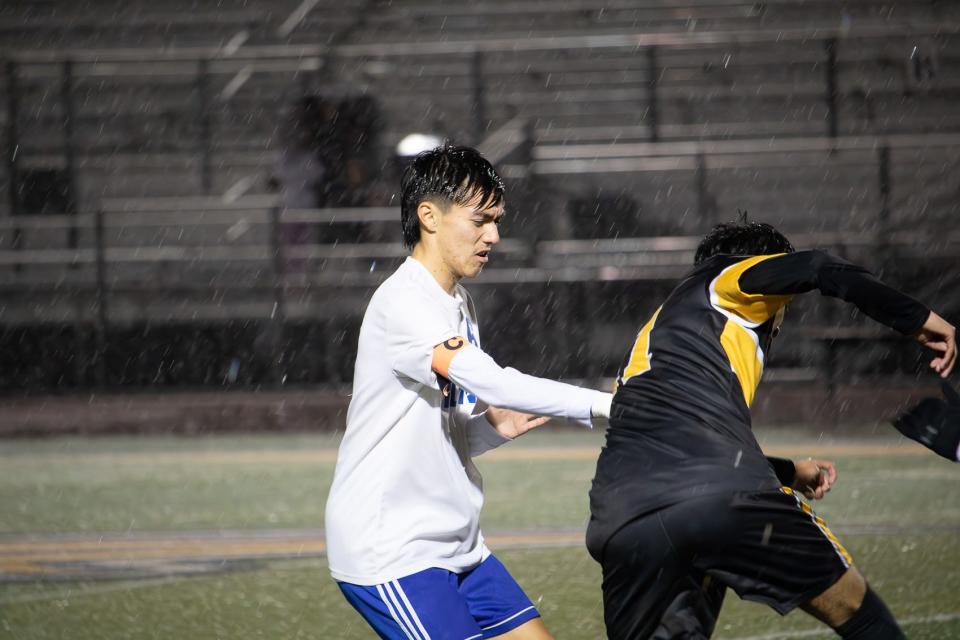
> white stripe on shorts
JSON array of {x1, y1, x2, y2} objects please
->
[
  {"x1": 480, "y1": 605, "x2": 537, "y2": 631},
  {"x1": 391, "y1": 580, "x2": 432, "y2": 640},
  {"x1": 375, "y1": 583, "x2": 419, "y2": 640},
  {"x1": 383, "y1": 581, "x2": 424, "y2": 640}
]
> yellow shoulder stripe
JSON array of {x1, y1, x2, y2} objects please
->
[{"x1": 711, "y1": 254, "x2": 794, "y2": 325}]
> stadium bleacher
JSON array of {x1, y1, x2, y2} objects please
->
[{"x1": 0, "y1": 1, "x2": 958, "y2": 391}]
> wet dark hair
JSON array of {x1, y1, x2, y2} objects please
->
[
  {"x1": 694, "y1": 214, "x2": 794, "y2": 265},
  {"x1": 400, "y1": 144, "x2": 505, "y2": 249}
]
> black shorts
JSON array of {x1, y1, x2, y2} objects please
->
[{"x1": 597, "y1": 488, "x2": 852, "y2": 640}]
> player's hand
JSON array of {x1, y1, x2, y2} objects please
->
[
  {"x1": 892, "y1": 382, "x2": 960, "y2": 462},
  {"x1": 914, "y1": 311, "x2": 956, "y2": 378},
  {"x1": 793, "y1": 458, "x2": 837, "y2": 500},
  {"x1": 485, "y1": 406, "x2": 550, "y2": 440}
]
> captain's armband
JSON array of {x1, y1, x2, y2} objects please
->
[{"x1": 432, "y1": 336, "x2": 470, "y2": 377}]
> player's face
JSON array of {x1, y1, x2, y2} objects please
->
[
  {"x1": 762, "y1": 306, "x2": 787, "y2": 356},
  {"x1": 773, "y1": 307, "x2": 786, "y2": 338},
  {"x1": 436, "y1": 194, "x2": 503, "y2": 280}
]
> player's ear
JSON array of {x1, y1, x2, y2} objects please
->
[{"x1": 417, "y1": 201, "x2": 442, "y2": 236}]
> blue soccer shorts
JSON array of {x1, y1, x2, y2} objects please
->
[{"x1": 337, "y1": 554, "x2": 541, "y2": 640}]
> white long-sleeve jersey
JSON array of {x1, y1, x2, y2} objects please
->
[{"x1": 325, "y1": 257, "x2": 606, "y2": 585}]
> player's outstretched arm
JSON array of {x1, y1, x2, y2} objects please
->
[
  {"x1": 893, "y1": 382, "x2": 960, "y2": 462},
  {"x1": 432, "y1": 337, "x2": 612, "y2": 429},
  {"x1": 736, "y1": 250, "x2": 954, "y2": 376}
]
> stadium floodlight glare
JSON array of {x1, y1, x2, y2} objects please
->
[{"x1": 396, "y1": 133, "x2": 443, "y2": 157}]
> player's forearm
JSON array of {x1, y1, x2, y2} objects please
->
[
  {"x1": 741, "y1": 250, "x2": 929, "y2": 334},
  {"x1": 812, "y1": 255, "x2": 928, "y2": 334},
  {"x1": 446, "y1": 346, "x2": 606, "y2": 427}
]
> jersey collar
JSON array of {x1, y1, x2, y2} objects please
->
[{"x1": 402, "y1": 257, "x2": 464, "y2": 312}]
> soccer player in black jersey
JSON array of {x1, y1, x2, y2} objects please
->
[{"x1": 587, "y1": 221, "x2": 956, "y2": 639}]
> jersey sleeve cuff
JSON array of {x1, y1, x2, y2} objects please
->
[
  {"x1": 900, "y1": 305, "x2": 930, "y2": 336},
  {"x1": 467, "y1": 412, "x2": 512, "y2": 456},
  {"x1": 767, "y1": 456, "x2": 797, "y2": 486}
]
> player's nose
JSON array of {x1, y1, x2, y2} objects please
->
[{"x1": 482, "y1": 222, "x2": 500, "y2": 245}]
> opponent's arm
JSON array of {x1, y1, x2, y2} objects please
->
[
  {"x1": 767, "y1": 456, "x2": 837, "y2": 500},
  {"x1": 432, "y1": 337, "x2": 612, "y2": 430},
  {"x1": 893, "y1": 382, "x2": 960, "y2": 462},
  {"x1": 735, "y1": 251, "x2": 955, "y2": 376}
]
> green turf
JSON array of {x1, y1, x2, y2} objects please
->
[{"x1": 2, "y1": 428, "x2": 959, "y2": 639}]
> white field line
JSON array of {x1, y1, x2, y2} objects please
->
[
  {"x1": 0, "y1": 575, "x2": 190, "y2": 605},
  {"x1": 729, "y1": 612, "x2": 960, "y2": 639},
  {"x1": 0, "y1": 557, "x2": 321, "y2": 606}
]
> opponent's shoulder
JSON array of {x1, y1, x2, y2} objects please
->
[
  {"x1": 701, "y1": 252, "x2": 799, "y2": 289},
  {"x1": 682, "y1": 254, "x2": 745, "y2": 281},
  {"x1": 705, "y1": 250, "x2": 829, "y2": 274}
]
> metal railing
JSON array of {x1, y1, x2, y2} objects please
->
[
  {"x1": 2, "y1": 21, "x2": 959, "y2": 390},
  {"x1": 3, "y1": 22, "x2": 956, "y2": 213}
]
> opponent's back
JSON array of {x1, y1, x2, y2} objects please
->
[
  {"x1": 588, "y1": 248, "x2": 929, "y2": 559},
  {"x1": 614, "y1": 253, "x2": 791, "y2": 446},
  {"x1": 588, "y1": 254, "x2": 795, "y2": 555}
]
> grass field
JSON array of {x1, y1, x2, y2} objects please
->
[{"x1": 2, "y1": 427, "x2": 959, "y2": 639}]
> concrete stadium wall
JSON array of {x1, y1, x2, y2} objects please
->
[{"x1": 0, "y1": 381, "x2": 942, "y2": 437}]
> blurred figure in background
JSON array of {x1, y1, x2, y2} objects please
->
[
  {"x1": 271, "y1": 93, "x2": 387, "y2": 258},
  {"x1": 271, "y1": 96, "x2": 329, "y2": 273},
  {"x1": 317, "y1": 94, "x2": 389, "y2": 242}
]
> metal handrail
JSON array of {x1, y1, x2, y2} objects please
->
[
  {"x1": 0, "y1": 229, "x2": 955, "y2": 269},
  {"x1": 5, "y1": 23, "x2": 955, "y2": 65},
  {"x1": 0, "y1": 205, "x2": 400, "y2": 230}
]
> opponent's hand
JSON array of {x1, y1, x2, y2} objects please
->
[
  {"x1": 893, "y1": 382, "x2": 960, "y2": 462},
  {"x1": 915, "y1": 311, "x2": 956, "y2": 378},
  {"x1": 485, "y1": 406, "x2": 550, "y2": 440},
  {"x1": 793, "y1": 458, "x2": 837, "y2": 500}
]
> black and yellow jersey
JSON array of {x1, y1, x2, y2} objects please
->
[{"x1": 587, "y1": 250, "x2": 929, "y2": 555}]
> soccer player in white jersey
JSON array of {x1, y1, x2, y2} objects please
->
[{"x1": 326, "y1": 144, "x2": 612, "y2": 639}]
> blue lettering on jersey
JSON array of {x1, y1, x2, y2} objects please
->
[
  {"x1": 446, "y1": 382, "x2": 458, "y2": 409},
  {"x1": 465, "y1": 318, "x2": 478, "y2": 348},
  {"x1": 435, "y1": 374, "x2": 463, "y2": 410},
  {"x1": 437, "y1": 379, "x2": 477, "y2": 410}
]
